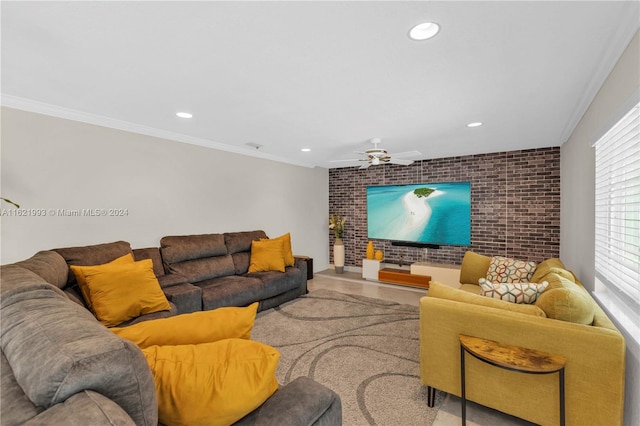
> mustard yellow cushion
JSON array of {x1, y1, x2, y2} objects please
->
[
  {"x1": 535, "y1": 275, "x2": 595, "y2": 324},
  {"x1": 111, "y1": 302, "x2": 258, "y2": 348},
  {"x1": 143, "y1": 339, "x2": 280, "y2": 426},
  {"x1": 248, "y1": 238, "x2": 285, "y2": 273},
  {"x1": 530, "y1": 258, "x2": 566, "y2": 283},
  {"x1": 459, "y1": 251, "x2": 491, "y2": 285},
  {"x1": 71, "y1": 259, "x2": 170, "y2": 327},
  {"x1": 71, "y1": 253, "x2": 134, "y2": 310},
  {"x1": 428, "y1": 281, "x2": 546, "y2": 317},
  {"x1": 262, "y1": 233, "x2": 295, "y2": 267}
]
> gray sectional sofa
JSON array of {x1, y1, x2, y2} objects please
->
[{"x1": 0, "y1": 231, "x2": 341, "y2": 425}]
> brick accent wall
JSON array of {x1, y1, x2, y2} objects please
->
[{"x1": 328, "y1": 147, "x2": 560, "y2": 267}]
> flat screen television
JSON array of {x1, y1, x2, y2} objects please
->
[{"x1": 367, "y1": 182, "x2": 471, "y2": 247}]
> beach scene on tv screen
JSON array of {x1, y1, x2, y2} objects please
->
[{"x1": 367, "y1": 182, "x2": 471, "y2": 246}]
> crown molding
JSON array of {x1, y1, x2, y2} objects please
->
[
  {"x1": 0, "y1": 95, "x2": 317, "y2": 169},
  {"x1": 558, "y1": 12, "x2": 640, "y2": 145}
]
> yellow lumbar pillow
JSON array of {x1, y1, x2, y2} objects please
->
[
  {"x1": 71, "y1": 259, "x2": 170, "y2": 327},
  {"x1": 262, "y1": 233, "x2": 295, "y2": 267},
  {"x1": 111, "y1": 302, "x2": 258, "y2": 348},
  {"x1": 71, "y1": 253, "x2": 134, "y2": 310},
  {"x1": 248, "y1": 238, "x2": 285, "y2": 273},
  {"x1": 143, "y1": 339, "x2": 280, "y2": 426}
]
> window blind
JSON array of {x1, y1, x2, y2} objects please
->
[{"x1": 594, "y1": 101, "x2": 640, "y2": 309}]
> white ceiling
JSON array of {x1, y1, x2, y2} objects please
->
[{"x1": 2, "y1": 1, "x2": 639, "y2": 169}]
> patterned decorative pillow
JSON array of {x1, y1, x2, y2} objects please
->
[
  {"x1": 479, "y1": 278, "x2": 549, "y2": 304},
  {"x1": 486, "y1": 256, "x2": 537, "y2": 283}
]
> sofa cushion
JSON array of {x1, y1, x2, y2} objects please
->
[
  {"x1": 428, "y1": 281, "x2": 546, "y2": 317},
  {"x1": 111, "y1": 302, "x2": 259, "y2": 348},
  {"x1": 23, "y1": 391, "x2": 136, "y2": 426},
  {"x1": 167, "y1": 255, "x2": 236, "y2": 283},
  {"x1": 530, "y1": 258, "x2": 566, "y2": 283},
  {"x1": 225, "y1": 230, "x2": 269, "y2": 255},
  {"x1": 70, "y1": 259, "x2": 171, "y2": 327},
  {"x1": 199, "y1": 275, "x2": 265, "y2": 311},
  {"x1": 143, "y1": 339, "x2": 279, "y2": 426},
  {"x1": 535, "y1": 275, "x2": 596, "y2": 324},
  {"x1": 249, "y1": 239, "x2": 286, "y2": 273},
  {"x1": 459, "y1": 251, "x2": 491, "y2": 285},
  {"x1": 13, "y1": 251, "x2": 69, "y2": 289},
  {"x1": 54, "y1": 241, "x2": 133, "y2": 287},
  {"x1": 160, "y1": 234, "x2": 227, "y2": 264},
  {"x1": 486, "y1": 256, "x2": 537, "y2": 283},
  {"x1": 1, "y1": 283, "x2": 157, "y2": 425},
  {"x1": 1, "y1": 351, "x2": 43, "y2": 425},
  {"x1": 478, "y1": 278, "x2": 548, "y2": 304},
  {"x1": 250, "y1": 267, "x2": 304, "y2": 297},
  {"x1": 132, "y1": 247, "x2": 165, "y2": 277}
]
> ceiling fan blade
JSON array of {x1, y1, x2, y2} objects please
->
[
  {"x1": 387, "y1": 150, "x2": 421, "y2": 158},
  {"x1": 389, "y1": 158, "x2": 415, "y2": 166}
]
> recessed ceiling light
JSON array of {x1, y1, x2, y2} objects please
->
[
  {"x1": 176, "y1": 112, "x2": 193, "y2": 119},
  {"x1": 467, "y1": 122, "x2": 483, "y2": 128},
  {"x1": 301, "y1": 148, "x2": 311, "y2": 152},
  {"x1": 409, "y1": 22, "x2": 440, "y2": 41}
]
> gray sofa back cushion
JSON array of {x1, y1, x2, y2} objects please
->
[
  {"x1": 12, "y1": 251, "x2": 69, "y2": 289},
  {"x1": 225, "y1": 231, "x2": 268, "y2": 274},
  {"x1": 167, "y1": 255, "x2": 236, "y2": 283},
  {"x1": 132, "y1": 247, "x2": 165, "y2": 277},
  {"x1": 160, "y1": 234, "x2": 227, "y2": 265},
  {"x1": 224, "y1": 230, "x2": 268, "y2": 254},
  {"x1": 0, "y1": 270, "x2": 157, "y2": 426},
  {"x1": 53, "y1": 241, "x2": 133, "y2": 287}
]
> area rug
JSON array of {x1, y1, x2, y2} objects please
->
[{"x1": 251, "y1": 289, "x2": 444, "y2": 425}]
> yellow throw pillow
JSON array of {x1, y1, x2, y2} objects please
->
[
  {"x1": 530, "y1": 258, "x2": 566, "y2": 283},
  {"x1": 71, "y1": 253, "x2": 134, "y2": 309},
  {"x1": 534, "y1": 274, "x2": 596, "y2": 324},
  {"x1": 72, "y1": 259, "x2": 170, "y2": 327},
  {"x1": 262, "y1": 233, "x2": 295, "y2": 267},
  {"x1": 459, "y1": 251, "x2": 492, "y2": 285},
  {"x1": 111, "y1": 302, "x2": 258, "y2": 348},
  {"x1": 535, "y1": 286, "x2": 595, "y2": 325},
  {"x1": 143, "y1": 339, "x2": 280, "y2": 426},
  {"x1": 248, "y1": 238, "x2": 285, "y2": 273}
]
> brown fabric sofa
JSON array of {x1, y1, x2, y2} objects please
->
[
  {"x1": 419, "y1": 252, "x2": 626, "y2": 426},
  {"x1": 47, "y1": 230, "x2": 307, "y2": 324},
  {"x1": 1, "y1": 235, "x2": 340, "y2": 426}
]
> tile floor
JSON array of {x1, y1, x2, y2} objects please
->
[{"x1": 309, "y1": 269, "x2": 536, "y2": 426}]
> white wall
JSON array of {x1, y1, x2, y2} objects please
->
[
  {"x1": 561, "y1": 30, "x2": 639, "y2": 426},
  {"x1": 0, "y1": 107, "x2": 329, "y2": 270}
]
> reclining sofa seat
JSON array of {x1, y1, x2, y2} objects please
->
[{"x1": 160, "y1": 230, "x2": 307, "y2": 312}]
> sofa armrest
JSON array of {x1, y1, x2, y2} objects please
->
[
  {"x1": 23, "y1": 391, "x2": 135, "y2": 426},
  {"x1": 158, "y1": 273, "x2": 189, "y2": 289},
  {"x1": 419, "y1": 296, "x2": 625, "y2": 426},
  {"x1": 234, "y1": 377, "x2": 341, "y2": 426}
]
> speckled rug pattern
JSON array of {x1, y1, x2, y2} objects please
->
[{"x1": 251, "y1": 289, "x2": 444, "y2": 426}]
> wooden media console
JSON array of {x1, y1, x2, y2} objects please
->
[{"x1": 378, "y1": 268, "x2": 431, "y2": 289}]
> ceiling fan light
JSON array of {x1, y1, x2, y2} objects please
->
[{"x1": 372, "y1": 157, "x2": 380, "y2": 165}]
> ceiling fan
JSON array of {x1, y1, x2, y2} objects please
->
[{"x1": 331, "y1": 138, "x2": 421, "y2": 169}]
